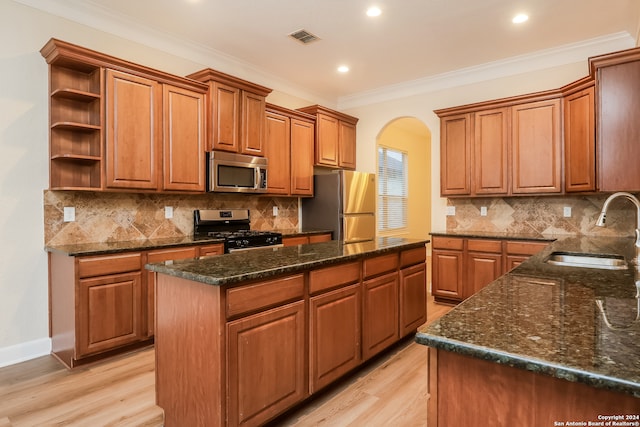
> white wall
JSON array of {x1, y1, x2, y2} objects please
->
[{"x1": 0, "y1": 0, "x2": 636, "y2": 366}]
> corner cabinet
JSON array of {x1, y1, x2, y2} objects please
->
[
  {"x1": 41, "y1": 38, "x2": 208, "y2": 192},
  {"x1": 187, "y1": 68, "x2": 272, "y2": 156},
  {"x1": 265, "y1": 104, "x2": 315, "y2": 196},
  {"x1": 297, "y1": 105, "x2": 359, "y2": 169}
]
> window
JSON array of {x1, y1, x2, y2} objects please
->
[{"x1": 378, "y1": 146, "x2": 408, "y2": 233}]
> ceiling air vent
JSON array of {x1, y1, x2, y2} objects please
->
[{"x1": 288, "y1": 29, "x2": 320, "y2": 44}]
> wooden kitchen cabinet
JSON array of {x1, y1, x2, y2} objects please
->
[
  {"x1": 187, "y1": 68, "x2": 272, "y2": 156},
  {"x1": 265, "y1": 104, "x2": 315, "y2": 196},
  {"x1": 400, "y1": 262, "x2": 427, "y2": 336},
  {"x1": 282, "y1": 233, "x2": 332, "y2": 246},
  {"x1": 473, "y1": 108, "x2": 509, "y2": 195},
  {"x1": 563, "y1": 81, "x2": 596, "y2": 192},
  {"x1": 511, "y1": 98, "x2": 562, "y2": 194},
  {"x1": 592, "y1": 49, "x2": 640, "y2": 191},
  {"x1": 297, "y1": 105, "x2": 359, "y2": 169},
  {"x1": 226, "y1": 301, "x2": 306, "y2": 427},
  {"x1": 431, "y1": 237, "x2": 465, "y2": 303},
  {"x1": 197, "y1": 243, "x2": 225, "y2": 256},
  {"x1": 465, "y1": 239, "x2": 503, "y2": 299},
  {"x1": 162, "y1": 84, "x2": 206, "y2": 191},
  {"x1": 504, "y1": 240, "x2": 549, "y2": 272},
  {"x1": 439, "y1": 114, "x2": 472, "y2": 196}
]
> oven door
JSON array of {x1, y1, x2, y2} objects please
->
[{"x1": 208, "y1": 151, "x2": 268, "y2": 193}]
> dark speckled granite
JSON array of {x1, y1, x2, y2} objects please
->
[
  {"x1": 416, "y1": 235, "x2": 640, "y2": 398},
  {"x1": 44, "y1": 236, "x2": 225, "y2": 256},
  {"x1": 146, "y1": 238, "x2": 428, "y2": 286}
]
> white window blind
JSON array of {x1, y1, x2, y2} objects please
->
[{"x1": 378, "y1": 147, "x2": 408, "y2": 232}]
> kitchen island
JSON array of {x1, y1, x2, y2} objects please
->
[
  {"x1": 416, "y1": 235, "x2": 640, "y2": 426},
  {"x1": 146, "y1": 237, "x2": 429, "y2": 427}
]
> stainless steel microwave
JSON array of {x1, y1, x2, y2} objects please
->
[{"x1": 207, "y1": 151, "x2": 268, "y2": 193}]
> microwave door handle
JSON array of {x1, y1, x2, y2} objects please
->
[{"x1": 255, "y1": 167, "x2": 260, "y2": 190}]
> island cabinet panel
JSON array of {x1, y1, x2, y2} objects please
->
[
  {"x1": 227, "y1": 301, "x2": 306, "y2": 427},
  {"x1": 399, "y1": 262, "x2": 427, "y2": 336},
  {"x1": 473, "y1": 108, "x2": 509, "y2": 195},
  {"x1": 440, "y1": 113, "x2": 471, "y2": 196},
  {"x1": 362, "y1": 272, "x2": 399, "y2": 361},
  {"x1": 563, "y1": 84, "x2": 596, "y2": 192},
  {"x1": 226, "y1": 274, "x2": 304, "y2": 318},
  {"x1": 309, "y1": 283, "x2": 362, "y2": 393},
  {"x1": 105, "y1": 69, "x2": 161, "y2": 190},
  {"x1": 308, "y1": 261, "x2": 361, "y2": 294},
  {"x1": 363, "y1": 252, "x2": 398, "y2": 279},
  {"x1": 510, "y1": 98, "x2": 562, "y2": 194},
  {"x1": 162, "y1": 84, "x2": 206, "y2": 191}
]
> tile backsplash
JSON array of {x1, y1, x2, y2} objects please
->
[
  {"x1": 446, "y1": 194, "x2": 638, "y2": 237},
  {"x1": 44, "y1": 190, "x2": 299, "y2": 246}
]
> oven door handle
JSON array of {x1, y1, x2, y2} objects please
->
[{"x1": 254, "y1": 167, "x2": 261, "y2": 190}]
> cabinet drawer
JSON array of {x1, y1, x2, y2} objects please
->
[
  {"x1": 308, "y1": 233, "x2": 332, "y2": 243},
  {"x1": 467, "y1": 239, "x2": 502, "y2": 253},
  {"x1": 78, "y1": 252, "x2": 142, "y2": 278},
  {"x1": 197, "y1": 243, "x2": 224, "y2": 256},
  {"x1": 400, "y1": 247, "x2": 426, "y2": 268},
  {"x1": 363, "y1": 253, "x2": 398, "y2": 279},
  {"x1": 309, "y1": 261, "x2": 360, "y2": 295},
  {"x1": 432, "y1": 236, "x2": 464, "y2": 250},
  {"x1": 147, "y1": 247, "x2": 198, "y2": 263},
  {"x1": 505, "y1": 241, "x2": 548, "y2": 256},
  {"x1": 226, "y1": 274, "x2": 304, "y2": 318}
]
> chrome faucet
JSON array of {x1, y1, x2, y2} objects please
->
[{"x1": 596, "y1": 191, "x2": 640, "y2": 264}]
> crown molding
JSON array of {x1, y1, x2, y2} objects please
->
[{"x1": 337, "y1": 32, "x2": 636, "y2": 110}]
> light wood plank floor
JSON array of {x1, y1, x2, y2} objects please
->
[{"x1": 0, "y1": 296, "x2": 452, "y2": 427}]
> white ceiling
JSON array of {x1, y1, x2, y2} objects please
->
[{"x1": 20, "y1": 0, "x2": 640, "y2": 107}]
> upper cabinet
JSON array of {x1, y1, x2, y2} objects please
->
[
  {"x1": 297, "y1": 105, "x2": 359, "y2": 169},
  {"x1": 591, "y1": 48, "x2": 640, "y2": 192},
  {"x1": 187, "y1": 68, "x2": 272, "y2": 157},
  {"x1": 41, "y1": 38, "x2": 208, "y2": 192},
  {"x1": 264, "y1": 104, "x2": 315, "y2": 196},
  {"x1": 563, "y1": 78, "x2": 595, "y2": 193}
]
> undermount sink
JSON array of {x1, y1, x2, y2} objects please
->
[{"x1": 545, "y1": 252, "x2": 628, "y2": 270}]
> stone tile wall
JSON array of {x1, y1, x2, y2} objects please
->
[
  {"x1": 446, "y1": 194, "x2": 638, "y2": 237},
  {"x1": 44, "y1": 190, "x2": 299, "y2": 245}
]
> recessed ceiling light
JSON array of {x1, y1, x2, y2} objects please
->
[
  {"x1": 512, "y1": 13, "x2": 529, "y2": 24},
  {"x1": 366, "y1": 6, "x2": 382, "y2": 17},
  {"x1": 337, "y1": 65, "x2": 349, "y2": 73}
]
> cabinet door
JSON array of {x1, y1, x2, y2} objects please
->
[
  {"x1": 338, "y1": 120, "x2": 357, "y2": 169},
  {"x1": 197, "y1": 243, "x2": 224, "y2": 257},
  {"x1": 146, "y1": 247, "x2": 198, "y2": 337},
  {"x1": 362, "y1": 272, "x2": 399, "y2": 361},
  {"x1": 162, "y1": 85, "x2": 206, "y2": 191},
  {"x1": 290, "y1": 118, "x2": 315, "y2": 196},
  {"x1": 309, "y1": 284, "x2": 361, "y2": 393},
  {"x1": 465, "y1": 252, "x2": 502, "y2": 299},
  {"x1": 473, "y1": 108, "x2": 509, "y2": 195},
  {"x1": 211, "y1": 82, "x2": 240, "y2": 152},
  {"x1": 264, "y1": 110, "x2": 291, "y2": 195},
  {"x1": 282, "y1": 236, "x2": 309, "y2": 247},
  {"x1": 241, "y1": 91, "x2": 266, "y2": 156},
  {"x1": 400, "y1": 263, "x2": 427, "y2": 336},
  {"x1": 564, "y1": 86, "x2": 595, "y2": 192},
  {"x1": 315, "y1": 113, "x2": 340, "y2": 167},
  {"x1": 511, "y1": 99, "x2": 562, "y2": 194},
  {"x1": 597, "y1": 60, "x2": 640, "y2": 191},
  {"x1": 227, "y1": 301, "x2": 306, "y2": 427},
  {"x1": 432, "y1": 249, "x2": 464, "y2": 302},
  {"x1": 77, "y1": 271, "x2": 143, "y2": 357},
  {"x1": 105, "y1": 69, "x2": 161, "y2": 190},
  {"x1": 440, "y1": 114, "x2": 471, "y2": 196},
  {"x1": 308, "y1": 233, "x2": 332, "y2": 243}
]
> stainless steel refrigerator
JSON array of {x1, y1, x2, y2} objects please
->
[{"x1": 302, "y1": 170, "x2": 376, "y2": 243}]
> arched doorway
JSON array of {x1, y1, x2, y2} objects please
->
[{"x1": 376, "y1": 117, "x2": 431, "y2": 239}]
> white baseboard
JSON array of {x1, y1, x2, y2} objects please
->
[{"x1": 0, "y1": 338, "x2": 52, "y2": 368}]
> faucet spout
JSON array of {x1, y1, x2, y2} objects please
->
[{"x1": 597, "y1": 192, "x2": 640, "y2": 262}]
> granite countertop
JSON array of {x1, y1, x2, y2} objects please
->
[
  {"x1": 430, "y1": 230, "x2": 557, "y2": 242},
  {"x1": 416, "y1": 234, "x2": 640, "y2": 397},
  {"x1": 146, "y1": 237, "x2": 429, "y2": 286}
]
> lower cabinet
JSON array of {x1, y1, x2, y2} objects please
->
[
  {"x1": 399, "y1": 262, "x2": 427, "y2": 336},
  {"x1": 282, "y1": 233, "x2": 332, "y2": 247},
  {"x1": 432, "y1": 236, "x2": 549, "y2": 304},
  {"x1": 362, "y1": 272, "x2": 399, "y2": 361}
]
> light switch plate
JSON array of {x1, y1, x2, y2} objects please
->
[
  {"x1": 480, "y1": 206, "x2": 488, "y2": 216},
  {"x1": 165, "y1": 206, "x2": 173, "y2": 219},
  {"x1": 63, "y1": 207, "x2": 75, "y2": 222},
  {"x1": 446, "y1": 206, "x2": 456, "y2": 216},
  {"x1": 563, "y1": 206, "x2": 571, "y2": 218}
]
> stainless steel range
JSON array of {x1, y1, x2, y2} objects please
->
[{"x1": 193, "y1": 209, "x2": 282, "y2": 253}]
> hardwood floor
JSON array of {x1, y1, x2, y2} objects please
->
[{"x1": 0, "y1": 295, "x2": 452, "y2": 426}]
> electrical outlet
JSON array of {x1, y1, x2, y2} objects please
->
[
  {"x1": 446, "y1": 206, "x2": 456, "y2": 216},
  {"x1": 165, "y1": 206, "x2": 173, "y2": 219},
  {"x1": 272, "y1": 206, "x2": 278, "y2": 216},
  {"x1": 63, "y1": 207, "x2": 75, "y2": 222},
  {"x1": 480, "y1": 206, "x2": 488, "y2": 216},
  {"x1": 563, "y1": 206, "x2": 572, "y2": 218}
]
